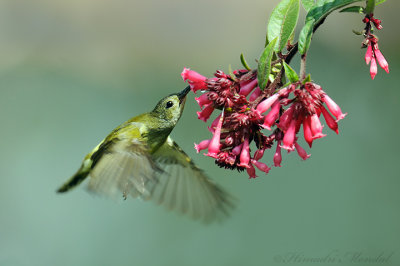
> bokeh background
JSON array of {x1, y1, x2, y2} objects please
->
[{"x1": 0, "y1": 0, "x2": 399, "y2": 265}]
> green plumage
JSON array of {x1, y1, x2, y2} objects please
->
[{"x1": 57, "y1": 87, "x2": 235, "y2": 223}]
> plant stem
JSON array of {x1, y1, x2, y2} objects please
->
[{"x1": 300, "y1": 54, "x2": 307, "y2": 81}]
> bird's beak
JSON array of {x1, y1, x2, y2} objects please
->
[{"x1": 178, "y1": 85, "x2": 191, "y2": 104}]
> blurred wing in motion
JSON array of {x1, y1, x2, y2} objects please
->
[
  {"x1": 87, "y1": 139, "x2": 160, "y2": 200},
  {"x1": 149, "y1": 137, "x2": 235, "y2": 223}
]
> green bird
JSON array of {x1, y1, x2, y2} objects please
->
[{"x1": 57, "y1": 86, "x2": 234, "y2": 223}]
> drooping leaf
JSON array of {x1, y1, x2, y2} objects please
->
[
  {"x1": 340, "y1": 5, "x2": 364, "y2": 13},
  {"x1": 298, "y1": 0, "x2": 364, "y2": 54},
  {"x1": 301, "y1": 0, "x2": 316, "y2": 11},
  {"x1": 257, "y1": 38, "x2": 278, "y2": 91},
  {"x1": 283, "y1": 61, "x2": 299, "y2": 82},
  {"x1": 267, "y1": 0, "x2": 300, "y2": 52},
  {"x1": 240, "y1": 53, "x2": 252, "y2": 71}
]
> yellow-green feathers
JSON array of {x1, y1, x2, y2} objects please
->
[{"x1": 57, "y1": 87, "x2": 234, "y2": 222}]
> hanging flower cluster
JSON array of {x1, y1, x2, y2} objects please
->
[
  {"x1": 362, "y1": 14, "x2": 389, "y2": 79},
  {"x1": 182, "y1": 67, "x2": 346, "y2": 178}
]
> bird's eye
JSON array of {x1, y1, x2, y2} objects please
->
[{"x1": 166, "y1": 101, "x2": 174, "y2": 109}]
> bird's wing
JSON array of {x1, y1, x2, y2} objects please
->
[
  {"x1": 149, "y1": 137, "x2": 236, "y2": 223},
  {"x1": 87, "y1": 138, "x2": 160, "y2": 200}
]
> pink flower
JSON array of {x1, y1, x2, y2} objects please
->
[
  {"x1": 281, "y1": 120, "x2": 296, "y2": 151},
  {"x1": 204, "y1": 113, "x2": 224, "y2": 158},
  {"x1": 232, "y1": 144, "x2": 243, "y2": 156},
  {"x1": 239, "y1": 79, "x2": 258, "y2": 96},
  {"x1": 194, "y1": 139, "x2": 211, "y2": 153},
  {"x1": 278, "y1": 105, "x2": 295, "y2": 132},
  {"x1": 254, "y1": 149, "x2": 265, "y2": 160},
  {"x1": 208, "y1": 113, "x2": 222, "y2": 133},
  {"x1": 252, "y1": 159, "x2": 271, "y2": 174},
  {"x1": 374, "y1": 48, "x2": 389, "y2": 73},
  {"x1": 196, "y1": 103, "x2": 215, "y2": 122},
  {"x1": 238, "y1": 137, "x2": 251, "y2": 168},
  {"x1": 303, "y1": 117, "x2": 313, "y2": 148},
  {"x1": 195, "y1": 93, "x2": 212, "y2": 108},
  {"x1": 320, "y1": 106, "x2": 338, "y2": 134},
  {"x1": 294, "y1": 142, "x2": 311, "y2": 160},
  {"x1": 273, "y1": 141, "x2": 282, "y2": 167},
  {"x1": 181, "y1": 67, "x2": 207, "y2": 92},
  {"x1": 322, "y1": 95, "x2": 347, "y2": 122},
  {"x1": 370, "y1": 57, "x2": 378, "y2": 80},
  {"x1": 246, "y1": 164, "x2": 257, "y2": 179},
  {"x1": 310, "y1": 114, "x2": 326, "y2": 140},
  {"x1": 365, "y1": 44, "x2": 373, "y2": 65},
  {"x1": 262, "y1": 101, "x2": 281, "y2": 130},
  {"x1": 249, "y1": 87, "x2": 261, "y2": 102},
  {"x1": 255, "y1": 94, "x2": 279, "y2": 115}
]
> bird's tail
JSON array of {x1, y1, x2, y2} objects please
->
[{"x1": 57, "y1": 161, "x2": 91, "y2": 193}]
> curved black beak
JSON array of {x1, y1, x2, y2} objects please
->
[{"x1": 178, "y1": 85, "x2": 191, "y2": 104}]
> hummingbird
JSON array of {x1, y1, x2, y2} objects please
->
[{"x1": 57, "y1": 86, "x2": 234, "y2": 223}]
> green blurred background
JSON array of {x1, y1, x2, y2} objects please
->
[{"x1": 0, "y1": 0, "x2": 399, "y2": 265}]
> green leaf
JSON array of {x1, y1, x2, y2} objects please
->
[
  {"x1": 340, "y1": 5, "x2": 364, "y2": 13},
  {"x1": 301, "y1": 0, "x2": 316, "y2": 11},
  {"x1": 376, "y1": 0, "x2": 386, "y2": 5},
  {"x1": 303, "y1": 74, "x2": 312, "y2": 83},
  {"x1": 240, "y1": 53, "x2": 252, "y2": 71},
  {"x1": 283, "y1": 61, "x2": 299, "y2": 82},
  {"x1": 267, "y1": 0, "x2": 300, "y2": 52},
  {"x1": 365, "y1": 0, "x2": 375, "y2": 14},
  {"x1": 298, "y1": 20, "x2": 314, "y2": 55},
  {"x1": 257, "y1": 38, "x2": 278, "y2": 91},
  {"x1": 298, "y1": 0, "x2": 364, "y2": 54}
]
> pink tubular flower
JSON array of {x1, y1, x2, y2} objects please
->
[
  {"x1": 262, "y1": 101, "x2": 281, "y2": 130},
  {"x1": 182, "y1": 66, "x2": 347, "y2": 179},
  {"x1": 239, "y1": 79, "x2": 258, "y2": 96},
  {"x1": 249, "y1": 87, "x2": 261, "y2": 102},
  {"x1": 303, "y1": 117, "x2": 313, "y2": 148},
  {"x1": 281, "y1": 120, "x2": 296, "y2": 151},
  {"x1": 254, "y1": 149, "x2": 265, "y2": 161},
  {"x1": 238, "y1": 137, "x2": 251, "y2": 168},
  {"x1": 204, "y1": 113, "x2": 224, "y2": 158},
  {"x1": 195, "y1": 93, "x2": 212, "y2": 108},
  {"x1": 370, "y1": 57, "x2": 377, "y2": 80},
  {"x1": 255, "y1": 94, "x2": 279, "y2": 115},
  {"x1": 273, "y1": 141, "x2": 282, "y2": 167},
  {"x1": 310, "y1": 114, "x2": 326, "y2": 140},
  {"x1": 374, "y1": 48, "x2": 389, "y2": 73},
  {"x1": 181, "y1": 67, "x2": 207, "y2": 92},
  {"x1": 294, "y1": 142, "x2": 311, "y2": 161},
  {"x1": 365, "y1": 44, "x2": 373, "y2": 65},
  {"x1": 208, "y1": 113, "x2": 222, "y2": 133},
  {"x1": 278, "y1": 105, "x2": 295, "y2": 132},
  {"x1": 246, "y1": 164, "x2": 257, "y2": 179},
  {"x1": 196, "y1": 103, "x2": 215, "y2": 122},
  {"x1": 194, "y1": 139, "x2": 211, "y2": 153},
  {"x1": 322, "y1": 95, "x2": 346, "y2": 122},
  {"x1": 320, "y1": 106, "x2": 338, "y2": 134},
  {"x1": 231, "y1": 144, "x2": 243, "y2": 156},
  {"x1": 252, "y1": 159, "x2": 271, "y2": 174}
]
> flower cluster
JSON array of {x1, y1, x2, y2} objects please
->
[
  {"x1": 362, "y1": 14, "x2": 389, "y2": 79},
  {"x1": 182, "y1": 67, "x2": 346, "y2": 178}
]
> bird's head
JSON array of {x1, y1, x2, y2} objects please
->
[{"x1": 151, "y1": 86, "x2": 191, "y2": 126}]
